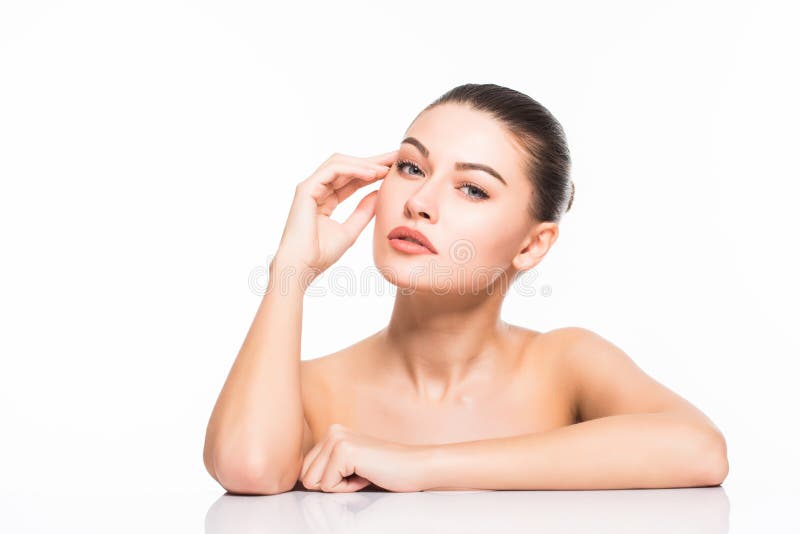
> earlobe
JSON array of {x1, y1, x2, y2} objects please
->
[{"x1": 512, "y1": 252, "x2": 539, "y2": 273}]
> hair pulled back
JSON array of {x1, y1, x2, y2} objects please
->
[{"x1": 422, "y1": 83, "x2": 574, "y2": 222}]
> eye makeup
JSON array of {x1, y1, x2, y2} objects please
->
[{"x1": 395, "y1": 158, "x2": 490, "y2": 201}]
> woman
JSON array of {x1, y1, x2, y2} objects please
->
[{"x1": 203, "y1": 83, "x2": 729, "y2": 495}]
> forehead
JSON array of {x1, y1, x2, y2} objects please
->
[{"x1": 403, "y1": 103, "x2": 527, "y2": 184}]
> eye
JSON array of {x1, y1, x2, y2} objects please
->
[
  {"x1": 396, "y1": 159, "x2": 424, "y2": 177},
  {"x1": 457, "y1": 182, "x2": 490, "y2": 201},
  {"x1": 396, "y1": 159, "x2": 490, "y2": 202}
]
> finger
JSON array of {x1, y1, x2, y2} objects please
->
[
  {"x1": 327, "y1": 474, "x2": 372, "y2": 493},
  {"x1": 319, "y1": 445, "x2": 355, "y2": 492},
  {"x1": 363, "y1": 150, "x2": 399, "y2": 167},
  {"x1": 325, "y1": 164, "x2": 388, "y2": 197},
  {"x1": 303, "y1": 438, "x2": 337, "y2": 490},
  {"x1": 328, "y1": 162, "x2": 386, "y2": 203},
  {"x1": 315, "y1": 167, "x2": 387, "y2": 213},
  {"x1": 339, "y1": 190, "x2": 378, "y2": 246},
  {"x1": 329, "y1": 151, "x2": 398, "y2": 167},
  {"x1": 349, "y1": 475, "x2": 373, "y2": 492},
  {"x1": 300, "y1": 440, "x2": 325, "y2": 481},
  {"x1": 319, "y1": 162, "x2": 382, "y2": 188},
  {"x1": 330, "y1": 178, "x2": 367, "y2": 205},
  {"x1": 303, "y1": 163, "x2": 384, "y2": 202}
]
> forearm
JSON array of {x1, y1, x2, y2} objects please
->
[
  {"x1": 417, "y1": 412, "x2": 728, "y2": 491},
  {"x1": 204, "y1": 258, "x2": 308, "y2": 491}
]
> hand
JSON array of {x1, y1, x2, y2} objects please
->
[
  {"x1": 271, "y1": 151, "x2": 398, "y2": 291},
  {"x1": 299, "y1": 423, "x2": 426, "y2": 493}
]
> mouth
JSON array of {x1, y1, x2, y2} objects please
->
[{"x1": 387, "y1": 226, "x2": 438, "y2": 255}]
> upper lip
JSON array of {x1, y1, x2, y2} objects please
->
[{"x1": 387, "y1": 226, "x2": 438, "y2": 254}]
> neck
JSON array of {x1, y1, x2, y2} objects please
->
[{"x1": 378, "y1": 283, "x2": 513, "y2": 403}]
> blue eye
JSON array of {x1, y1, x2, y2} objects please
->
[
  {"x1": 396, "y1": 160, "x2": 423, "y2": 176},
  {"x1": 395, "y1": 159, "x2": 490, "y2": 201},
  {"x1": 457, "y1": 182, "x2": 490, "y2": 201}
]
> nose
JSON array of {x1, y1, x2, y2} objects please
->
[{"x1": 403, "y1": 179, "x2": 441, "y2": 223}]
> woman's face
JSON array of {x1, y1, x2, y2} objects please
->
[{"x1": 372, "y1": 103, "x2": 554, "y2": 294}]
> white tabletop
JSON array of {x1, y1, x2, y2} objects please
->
[{"x1": 1, "y1": 481, "x2": 793, "y2": 533}]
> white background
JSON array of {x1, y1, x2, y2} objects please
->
[{"x1": 1, "y1": 0, "x2": 798, "y2": 531}]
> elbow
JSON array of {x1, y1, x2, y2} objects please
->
[
  {"x1": 218, "y1": 467, "x2": 292, "y2": 496},
  {"x1": 692, "y1": 427, "x2": 729, "y2": 487},
  {"x1": 211, "y1": 451, "x2": 300, "y2": 496}
]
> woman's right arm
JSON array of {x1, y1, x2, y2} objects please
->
[
  {"x1": 203, "y1": 255, "x2": 308, "y2": 495},
  {"x1": 202, "y1": 152, "x2": 397, "y2": 495}
]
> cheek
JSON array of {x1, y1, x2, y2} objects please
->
[{"x1": 453, "y1": 216, "x2": 525, "y2": 268}]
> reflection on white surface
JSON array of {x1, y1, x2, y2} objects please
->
[{"x1": 206, "y1": 486, "x2": 729, "y2": 534}]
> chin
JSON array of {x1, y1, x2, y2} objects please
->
[
  {"x1": 372, "y1": 250, "x2": 504, "y2": 296},
  {"x1": 372, "y1": 248, "x2": 440, "y2": 292}
]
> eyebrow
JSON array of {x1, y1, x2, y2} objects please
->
[{"x1": 400, "y1": 136, "x2": 508, "y2": 186}]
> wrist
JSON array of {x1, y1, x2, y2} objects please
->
[
  {"x1": 410, "y1": 444, "x2": 442, "y2": 491},
  {"x1": 266, "y1": 258, "x2": 318, "y2": 296}
]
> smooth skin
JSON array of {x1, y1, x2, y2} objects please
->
[
  {"x1": 202, "y1": 150, "x2": 396, "y2": 494},
  {"x1": 295, "y1": 327, "x2": 727, "y2": 492},
  {"x1": 203, "y1": 103, "x2": 728, "y2": 494}
]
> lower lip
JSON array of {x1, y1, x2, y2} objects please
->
[{"x1": 388, "y1": 238, "x2": 436, "y2": 254}]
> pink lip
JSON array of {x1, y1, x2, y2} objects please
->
[{"x1": 387, "y1": 225, "x2": 438, "y2": 254}]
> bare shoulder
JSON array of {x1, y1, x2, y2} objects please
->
[
  {"x1": 538, "y1": 325, "x2": 641, "y2": 371},
  {"x1": 298, "y1": 352, "x2": 342, "y2": 458},
  {"x1": 299, "y1": 343, "x2": 355, "y2": 411},
  {"x1": 539, "y1": 326, "x2": 719, "y2": 429},
  {"x1": 299, "y1": 344, "x2": 353, "y2": 414},
  {"x1": 300, "y1": 333, "x2": 374, "y2": 385},
  {"x1": 298, "y1": 347, "x2": 349, "y2": 451},
  {"x1": 510, "y1": 324, "x2": 584, "y2": 370},
  {"x1": 524, "y1": 325, "x2": 610, "y2": 354},
  {"x1": 298, "y1": 333, "x2": 379, "y2": 454},
  {"x1": 537, "y1": 326, "x2": 617, "y2": 357}
]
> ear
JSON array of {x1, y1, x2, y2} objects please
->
[{"x1": 512, "y1": 222, "x2": 559, "y2": 273}]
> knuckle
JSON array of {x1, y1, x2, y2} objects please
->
[
  {"x1": 333, "y1": 439, "x2": 353, "y2": 455},
  {"x1": 329, "y1": 425, "x2": 350, "y2": 441},
  {"x1": 301, "y1": 471, "x2": 316, "y2": 485}
]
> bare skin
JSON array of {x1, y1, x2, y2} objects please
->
[
  {"x1": 290, "y1": 103, "x2": 578, "y2": 489},
  {"x1": 204, "y1": 101, "x2": 727, "y2": 495},
  {"x1": 299, "y1": 323, "x2": 576, "y2": 454},
  {"x1": 294, "y1": 322, "x2": 723, "y2": 492},
  {"x1": 292, "y1": 322, "x2": 576, "y2": 492}
]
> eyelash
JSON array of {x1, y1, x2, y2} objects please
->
[{"x1": 395, "y1": 159, "x2": 490, "y2": 201}]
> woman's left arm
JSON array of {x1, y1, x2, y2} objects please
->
[
  {"x1": 416, "y1": 409, "x2": 727, "y2": 491},
  {"x1": 417, "y1": 327, "x2": 728, "y2": 491}
]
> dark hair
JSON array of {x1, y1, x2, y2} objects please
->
[{"x1": 420, "y1": 83, "x2": 574, "y2": 223}]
